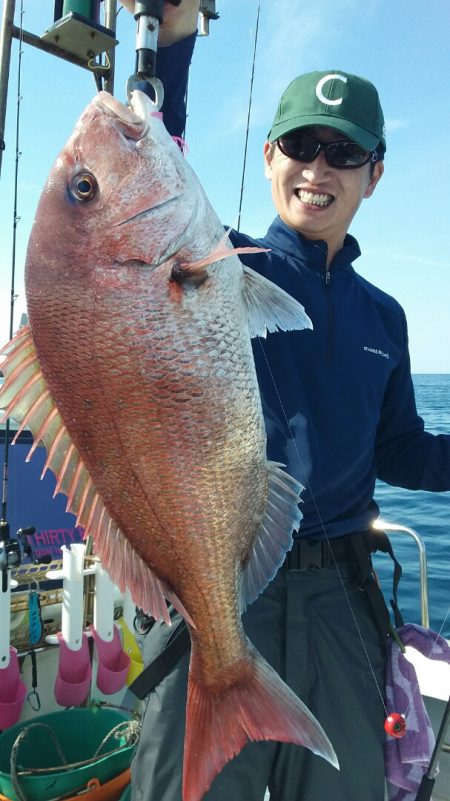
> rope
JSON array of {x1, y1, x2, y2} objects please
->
[
  {"x1": 92, "y1": 719, "x2": 141, "y2": 757},
  {"x1": 10, "y1": 718, "x2": 140, "y2": 801},
  {"x1": 11, "y1": 723, "x2": 68, "y2": 801}
]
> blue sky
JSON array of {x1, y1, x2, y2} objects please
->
[{"x1": 1, "y1": 0, "x2": 450, "y2": 371}]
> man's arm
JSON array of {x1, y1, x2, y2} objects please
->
[
  {"x1": 121, "y1": 1, "x2": 200, "y2": 136},
  {"x1": 375, "y1": 310, "x2": 450, "y2": 491},
  {"x1": 120, "y1": 1, "x2": 200, "y2": 45}
]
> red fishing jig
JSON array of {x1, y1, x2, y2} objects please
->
[{"x1": 384, "y1": 713, "x2": 407, "y2": 738}]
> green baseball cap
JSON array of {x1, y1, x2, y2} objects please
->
[{"x1": 268, "y1": 70, "x2": 386, "y2": 152}]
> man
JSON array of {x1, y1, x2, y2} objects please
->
[{"x1": 122, "y1": 3, "x2": 450, "y2": 800}]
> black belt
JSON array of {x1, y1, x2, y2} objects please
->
[
  {"x1": 283, "y1": 531, "x2": 404, "y2": 647},
  {"x1": 284, "y1": 536, "x2": 352, "y2": 570},
  {"x1": 129, "y1": 530, "x2": 404, "y2": 701}
]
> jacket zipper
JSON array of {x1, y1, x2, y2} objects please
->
[{"x1": 325, "y1": 269, "x2": 333, "y2": 361}]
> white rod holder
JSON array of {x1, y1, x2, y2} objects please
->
[
  {"x1": 93, "y1": 562, "x2": 115, "y2": 642},
  {"x1": 0, "y1": 572, "x2": 12, "y2": 668},
  {"x1": 60, "y1": 543, "x2": 86, "y2": 651}
]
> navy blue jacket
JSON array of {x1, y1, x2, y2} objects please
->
[{"x1": 157, "y1": 36, "x2": 450, "y2": 539}]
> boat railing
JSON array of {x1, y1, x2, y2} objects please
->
[{"x1": 372, "y1": 518, "x2": 429, "y2": 629}]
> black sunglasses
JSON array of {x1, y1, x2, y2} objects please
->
[{"x1": 277, "y1": 131, "x2": 378, "y2": 169}]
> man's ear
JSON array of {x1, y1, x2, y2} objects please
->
[
  {"x1": 364, "y1": 160, "x2": 384, "y2": 198},
  {"x1": 263, "y1": 141, "x2": 273, "y2": 180}
]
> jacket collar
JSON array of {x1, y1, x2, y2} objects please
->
[{"x1": 263, "y1": 216, "x2": 361, "y2": 273}]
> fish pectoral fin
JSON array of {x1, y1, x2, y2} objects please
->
[
  {"x1": 243, "y1": 265, "x2": 313, "y2": 338},
  {"x1": 241, "y1": 462, "x2": 303, "y2": 611},
  {"x1": 176, "y1": 243, "x2": 268, "y2": 274}
]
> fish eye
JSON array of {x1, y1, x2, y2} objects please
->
[{"x1": 70, "y1": 172, "x2": 98, "y2": 202}]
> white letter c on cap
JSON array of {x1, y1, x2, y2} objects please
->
[{"x1": 316, "y1": 74, "x2": 347, "y2": 106}]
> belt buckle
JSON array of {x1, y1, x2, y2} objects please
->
[{"x1": 299, "y1": 539, "x2": 323, "y2": 570}]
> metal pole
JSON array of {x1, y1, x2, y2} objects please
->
[
  {"x1": 0, "y1": 0, "x2": 16, "y2": 541},
  {"x1": 0, "y1": 0, "x2": 16, "y2": 178},
  {"x1": 11, "y1": 24, "x2": 93, "y2": 70},
  {"x1": 103, "y1": 0, "x2": 117, "y2": 94},
  {"x1": 415, "y1": 695, "x2": 450, "y2": 800}
]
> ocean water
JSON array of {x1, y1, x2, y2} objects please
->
[{"x1": 373, "y1": 374, "x2": 450, "y2": 638}]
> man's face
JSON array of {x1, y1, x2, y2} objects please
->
[{"x1": 264, "y1": 126, "x2": 384, "y2": 258}]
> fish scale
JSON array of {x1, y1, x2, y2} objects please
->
[{"x1": 0, "y1": 89, "x2": 338, "y2": 801}]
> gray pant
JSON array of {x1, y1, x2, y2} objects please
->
[{"x1": 131, "y1": 563, "x2": 386, "y2": 801}]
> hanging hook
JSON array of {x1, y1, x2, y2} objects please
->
[
  {"x1": 126, "y1": 1, "x2": 181, "y2": 110},
  {"x1": 126, "y1": 75, "x2": 164, "y2": 110},
  {"x1": 26, "y1": 650, "x2": 41, "y2": 712}
]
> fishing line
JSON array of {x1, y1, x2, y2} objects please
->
[
  {"x1": 257, "y1": 335, "x2": 450, "y2": 723},
  {"x1": 437, "y1": 606, "x2": 450, "y2": 638},
  {"x1": 232, "y1": 0, "x2": 389, "y2": 718},
  {"x1": 236, "y1": 0, "x2": 389, "y2": 713},
  {"x1": 236, "y1": 0, "x2": 260, "y2": 233},
  {"x1": 239, "y1": 1, "x2": 450, "y2": 730},
  {"x1": 255, "y1": 338, "x2": 389, "y2": 714}
]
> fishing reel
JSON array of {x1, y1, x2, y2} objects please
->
[
  {"x1": 0, "y1": 520, "x2": 22, "y2": 592},
  {"x1": 133, "y1": 607, "x2": 156, "y2": 636},
  {"x1": 0, "y1": 523, "x2": 38, "y2": 592}
]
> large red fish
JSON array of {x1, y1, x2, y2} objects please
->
[{"x1": 0, "y1": 91, "x2": 337, "y2": 800}]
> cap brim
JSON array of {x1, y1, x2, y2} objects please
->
[{"x1": 269, "y1": 115, "x2": 381, "y2": 151}]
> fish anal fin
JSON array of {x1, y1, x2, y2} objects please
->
[
  {"x1": 183, "y1": 643, "x2": 338, "y2": 801},
  {"x1": 243, "y1": 265, "x2": 313, "y2": 338},
  {"x1": 92, "y1": 518, "x2": 195, "y2": 628},
  {"x1": 241, "y1": 462, "x2": 303, "y2": 610}
]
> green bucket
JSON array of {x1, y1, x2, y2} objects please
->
[{"x1": 0, "y1": 707, "x2": 138, "y2": 801}]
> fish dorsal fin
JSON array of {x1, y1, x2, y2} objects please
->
[
  {"x1": 243, "y1": 265, "x2": 313, "y2": 339},
  {"x1": 241, "y1": 462, "x2": 303, "y2": 610},
  {"x1": 0, "y1": 326, "x2": 192, "y2": 626}
]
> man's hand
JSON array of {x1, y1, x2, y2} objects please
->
[{"x1": 120, "y1": 1, "x2": 200, "y2": 45}]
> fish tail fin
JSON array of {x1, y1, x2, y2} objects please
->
[{"x1": 183, "y1": 645, "x2": 338, "y2": 801}]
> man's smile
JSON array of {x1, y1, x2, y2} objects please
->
[{"x1": 295, "y1": 189, "x2": 334, "y2": 208}]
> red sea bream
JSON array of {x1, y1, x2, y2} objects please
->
[{"x1": 0, "y1": 90, "x2": 338, "y2": 801}]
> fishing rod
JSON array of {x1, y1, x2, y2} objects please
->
[
  {"x1": 415, "y1": 694, "x2": 450, "y2": 801},
  {"x1": 0, "y1": 0, "x2": 25, "y2": 592},
  {"x1": 236, "y1": 0, "x2": 260, "y2": 233}
]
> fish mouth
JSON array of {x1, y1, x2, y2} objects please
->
[
  {"x1": 94, "y1": 90, "x2": 156, "y2": 143},
  {"x1": 94, "y1": 91, "x2": 148, "y2": 139}
]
